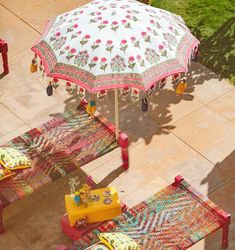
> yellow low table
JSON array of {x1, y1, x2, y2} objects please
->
[{"x1": 65, "y1": 187, "x2": 121, "y2": 227}]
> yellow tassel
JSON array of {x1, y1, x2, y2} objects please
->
[
  {"x1": 176, "y1": 80, "x2": 187, "y2": 95},
  {"x1": 86, "y1": 104, "x2": 96, "y2": 115},
  {"x1": 86, "y1": 99, "x2": 96, "y2": 115}
]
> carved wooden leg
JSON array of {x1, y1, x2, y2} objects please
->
[{"x1": 0, "y1": 200, "x2": 5, "y2": 234}]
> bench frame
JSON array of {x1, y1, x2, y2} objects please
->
[{"x1": 174, "y1": 175, "x2": 231, "y2": 249}]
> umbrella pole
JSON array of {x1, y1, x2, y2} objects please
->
[{"x1": 114, "y1": 88, "x2": 119, "y2": 141}]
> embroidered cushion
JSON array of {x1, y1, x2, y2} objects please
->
[
  {"x1": 87, "y1": 243, "x2": 110, "y2": 250},
  {"x1": 98, "y1": 233, "x2": 140, "y2": 250},
  {"x1": 0, "y1": 164, "x2": 15, "y2": 180},
  {"x1": 0, "y1": 147, "x2": 31, "y2": 170}
]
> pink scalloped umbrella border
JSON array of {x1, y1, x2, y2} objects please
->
[{"x1": 32, "y1": 19, "x2": 199, "y2": 93}]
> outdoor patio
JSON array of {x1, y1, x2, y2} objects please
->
[{"x1": 0, "y1": 0, "x2": 234, "y2": 249}]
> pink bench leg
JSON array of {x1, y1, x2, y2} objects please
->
[
  {"x1": 0, "y1": 200, "x2": 5, "y2": 234},
  {"x1": 0, "y1": 39, "x2": 9, "y2": 75},
  {"x1": 221, "y1": 215, "x2": 230, "y2": 249},
  {"x1": 118, "y1": 132, "x2": 129, "y2": 170}
]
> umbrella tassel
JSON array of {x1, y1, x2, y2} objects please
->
[
  {"x1": 176, "y1": 79, "x2": 187, "y2": 95},
  {"x1": 86, "y1": 98, "x2": 96, "y2": 115},
  {"x1": 46, "y1": 81, "x2": 53, "y2": 96},
  {"x1": 141, "y1": 97, "x2": 148, "y2": 112},
  {"x1": 30, "y1": 54, "x2": 38, "y2": 73}
]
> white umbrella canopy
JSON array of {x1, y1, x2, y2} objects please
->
[
  {"x1": 31, "y1": 0, "x2": 199, "y2": 139},
  {"x1": 32, "y1": 0, "x2": 199, "y2": 92}
]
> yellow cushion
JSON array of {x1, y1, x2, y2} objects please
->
[
  {"x1": 0, "y1": 164, "x2": 15, "y2": 180},
  {"x1": 98, "y1": 233, "x2": 140, "y2": 250},
  {"x1": 0, "y1": 147, "x2": 31, "y2": 170}
]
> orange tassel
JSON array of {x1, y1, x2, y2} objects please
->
[
  {"x1": 30, "y1": 55, "x2": 38, "y2": 73},
  {"x1": 30, "y1": 54, "x2": 38, "y2": 73}
]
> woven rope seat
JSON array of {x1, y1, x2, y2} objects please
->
[
  {"x1": 0, "y1": 107, "x2": 119, "y2": 234},
  {"x1": 67, "y1": 176, "x2": 230, "y2": 250},
  {"x1": 112, "y1": 180, "x2": 223, "y2": 249}
]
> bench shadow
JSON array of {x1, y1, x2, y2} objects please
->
[{"x1": 201, "y1": 150, "x2": 235, "y2": 249}]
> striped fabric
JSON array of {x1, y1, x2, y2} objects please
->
[
  {"x1": 69, "y1": 180, "x2": 226, "y2": 250},
  {"x1": 0, "y1": 109, "x2": 117, "y2": 207}
]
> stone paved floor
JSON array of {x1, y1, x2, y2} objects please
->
[{"x1": 0, "y1": 1, "x2": 234, "y2": 249}]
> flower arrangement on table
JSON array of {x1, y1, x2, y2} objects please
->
[{"x1": 68, "y1": 177, "x2": 93, "y2": 207}]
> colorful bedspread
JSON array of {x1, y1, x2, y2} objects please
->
[
  {"x1": 68, "y1": 179, "x2": 227, "y2": 250},
  {"x1": 0, "y1": 108, "x2": 117, "y2": 207}
]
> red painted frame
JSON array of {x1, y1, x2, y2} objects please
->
[{"x1": 174, "y1": 175, "x2": 231, "y2": 249}]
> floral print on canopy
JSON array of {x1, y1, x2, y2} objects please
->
[
  {"x1": 74, "y1": 50, "x2": 89, "y2": 67},
  {"x1": 111, "y1": 55, "x2": 126, "y2": 72},
  {"x1": 145, "y1": 48, "x2": 160, "y2": 64},
  {"x1": 32, "y1": 0, "x2": 199, "y2": 92}
]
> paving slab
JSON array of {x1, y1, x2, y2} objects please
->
[
  {"x1": 186, "y1": 63, "x2": 233, "y2": 104},
  {"x1": 0, "y1": 0, "x2": 234, "y2": 249},
  {"x1": 81, "y1": 147, "x2": 122, "y2": 174},
  {"x1": 0, "y1": 5, "x2": 39, "y2": 57},
  {"x1": 1, "y1": 53, "x2": 34, "y2": 98},
  {"x1": 128, "y1": 132, "x2": 231, "y2": 195},
  {"x1": 204, "y1": 180, "x2": 235, "y2": 250},
  {"x1": 0, "y1": 124, "x2": 31, "y2": 145},
  {"x1": 6, "y1": 196, "x2": 69, "y2": 250},
  {"x1": 173, "y1": 106, "x2": 235, "y2": 169},
  {"x1": 207, "y1": 89, "x2": 235, "y2": 124},
  {"x1": 122, "y1": 176, "x2": 169, "y2": 207},
  {"x1": 1, "y1": 77, "x2": 63, "y2": 124},
  {"x1": 0, "y1": 104, "x2": 25, "y2": 137},
  {"x1": 147, "y1": 87, "x2": 204, "y2": 125},
  {"x1": 0, "y1": 0, "x2": 91, "y2": 32},
  {"x1": 3, "y1": 192, "x2": 43, "y2": 222},
  {"x1": 107, "y1": 158, "x2": 162, "y2": 200},
  {"x1": 0, "y1": 229, "x2": 30, "y2": 250}
]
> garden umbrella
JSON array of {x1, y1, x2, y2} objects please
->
[{"x1": 31, "y1": 0, "x2": 199, "y2": 139}]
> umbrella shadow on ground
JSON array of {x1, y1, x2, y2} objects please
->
[
  {"x1": 200, "y1": 150, "x2": 235, "y2": 249},
  {"x1": 47, "y1": 62, "x2": 227, "y2": 194},
  {"x1": 50, "y1": 62, "x2": 224, "y2": 146},
  {"x1": 185, "y1": 62, "x2": 223, "y2": 86}
]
